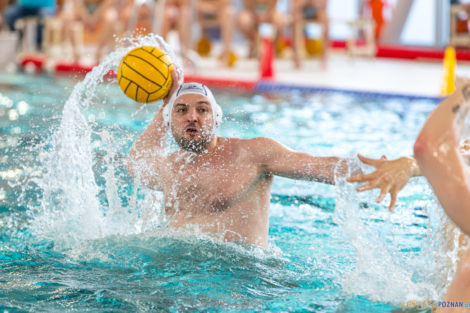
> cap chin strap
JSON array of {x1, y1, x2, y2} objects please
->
[{"x1": 163, "y1": 83, "x2": 223, "y2": 130}]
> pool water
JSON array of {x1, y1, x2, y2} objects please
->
[{"x1": 0, "y1": 50, "x2": 460, "y2": 312}]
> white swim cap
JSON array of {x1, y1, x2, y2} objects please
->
[{"x1": 163, "y1": 82, "x2": 223, "y2": 129}]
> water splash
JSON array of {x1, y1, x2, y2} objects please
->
[
  {"x1": 334, "y1": 157, "x2": 458, "y2": 304},
  {"x1": 26, "y1": 34, "x2": 182, "y2": 251}
]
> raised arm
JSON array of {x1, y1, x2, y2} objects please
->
[
  {"x1": 127, "y1": 70, "x2": 181, "y2": 190},
  {"x1": 253, "y1": 137, "x2": 350, "y2": 185},
  {"x1": 414, "y1": 79, "x2": 470, "y2": 235}
]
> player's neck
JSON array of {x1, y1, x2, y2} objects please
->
[{"x1": 201, "y1": 135, "x2": 219, "y2": 155}]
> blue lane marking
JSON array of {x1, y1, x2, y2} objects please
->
[{"x1": 254, "y1": 80, "x2": 443, "y2": 102}]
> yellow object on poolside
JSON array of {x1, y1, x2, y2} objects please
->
[
  {"x1": 227, "y1": 51, "x2": 238, "y2": 67},
  {"x1": 118, "y1": 46, "x2": 174, "y2": 103},
  {"x1": 441, "y1": 46, "x2": 457, "y2": 96},
  {"x1": 276, "y1": 38, "x2": 286, "y2": 55},
  {"x1": 197, "y1": 37, "x2": 212, "y2": 56},
  {"x1": 305, "y1": 38, "x2": 323, "y2": 56}
]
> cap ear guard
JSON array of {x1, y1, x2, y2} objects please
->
[
  {"x1": 212, "y1": 102, "x2": 222, "y2": 128},
  {"x1": 162, "y1": 83, "x2": 223, "y2": 129},
  {"x1": 162, "y1": 98, "x2": 172, "y2": 128}
]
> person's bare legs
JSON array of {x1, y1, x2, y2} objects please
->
[
  {"x1": 292, "y1": 0, "x2": 303, "y2": 69},
  {"x1": 161, "y1": 1, "x2": 178, "y2": 41},
  {"x1": 177, "y1": 0, "x2": 191, "y2": 57},
  {"x1": 59, "y1": 9, "x2": 81, "y2": 63},
  {"x1": 462, "y1": 3, "x2": 470, "y2": 16},
  {"x1": 95, "y1": 5, "x2": 118, "y2": 63},
  {"x1": 293, "y1": 0, "x2": 329, "y2": 69},
  {"x1": 237, "y1": 9, "x2": 257, "y2": 58},
  {"x1": 317, "y1": 7, "x2": 328, "y2": 68},
  {"x1": 219, "y1": 0, "x2": 234, "y2": 65}
]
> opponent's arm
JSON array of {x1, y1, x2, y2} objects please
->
[
  {"x1": 414, "y1": 79, "x2": 470, "y2": 235},
  {"x1": 127, "y1": 70, "x2": 181, "y2": 190},
  {"x1": 255, "y1": 137, "x2": 350, "y2": 185}
]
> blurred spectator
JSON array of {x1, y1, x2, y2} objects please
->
[
  {"x1": 452, "y1": 0, "x2": 470, "y2": 17},
  {"x1": 197, "y1": 0, "x2": 235, "y2": 67},
  {"x1": 4, "y1": 0, "x2": 57, "y2": 50},
  {"x1": 0, "y1": 0, "x2": 11, "y2": 29},
  {"x1": 123, "y1": 0, "x2": 153, "y2": 35},
  {"x1": 452, "y1": 0, "x2": 470, "y2": 12},
  {"x1": 56, "y1": 0, "x2": 133, "y2": 63},
  {"x1": 237, "y1": 0, "x2": 287, "y2": 58},
  {"x1": 57, "y1": 0, "x2": 93, "y2": 62},
  {"x1": 161, "y1": 0, "x2": 191, "y2": 57},
  {"x1": 292, "y1": 0, "x2": 328, "y2": 69},
  {"x1": 92, "y1": 0, "x2": 133, "y2": 62}
]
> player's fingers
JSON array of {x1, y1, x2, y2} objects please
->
[
  {"x1": 376, "y1": 184, "x2": 391, "y2": 203},
  {"x1": 357, "y1": 154, "x2": 381, "y2": 167},
  {"x1": 356, "y1": 182, "x2": 377, "y2": 192},
  {"x1": 347, "y1": 172, "x2": 377, "y2": 183},
  {"x1": 388, "y1": 191, "x2": 398, "y2": 211}
]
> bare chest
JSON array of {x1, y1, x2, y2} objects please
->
[{"x1": 162, "y1": 156, "x2": 260, "y2": 212}]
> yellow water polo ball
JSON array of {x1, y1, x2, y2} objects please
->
[{"x1": 118, "y1": 46, "x2": 174, "y2": 103}]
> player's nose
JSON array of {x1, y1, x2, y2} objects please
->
[{"x1": 187, "y1": 107, "x2": 198, "y2": 121}]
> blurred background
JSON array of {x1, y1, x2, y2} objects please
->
[{"x1": 0, "y1": 0, "x2": 469, "y2": 97}]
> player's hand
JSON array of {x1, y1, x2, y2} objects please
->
[
  {"x1": 163, "y1": 68, "x2": 183, "y2": 107},
  {"x1": 347, "y1": 154, "x2": 418, "y2": 211}
]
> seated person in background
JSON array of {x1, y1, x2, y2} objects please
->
[
  {"x1": 237, "y1": 0, "x2": 287, "y2": 58},
  {"x1": 58, "y1": 0, "x2": 132, "y2": 63},
  {"x1": 197, "y1": 0, "x2": 234, "y2": 66},
  {"x1": 57, "y1": 0, "x2": 94, "y2": 62},
  {"x1": 292, "y1": 0, "x2": 329, "y2": 69},
  {"x1": 4, "y1": 0, "x2": 57, "y2": 51},
  {"x1": 92, "y1": 0, "x2": 135, "y2": 62},
  {"x1": 452, "y1": 0, "x2": 470, "y2": 15},
  {"x1": 127, "y1": 70, "x2": 419, "y2": 248},
  {"x1": 0, "y1": 0, "x2": 11, "y2": 29},
  {"x1": 161, "y1": 0, "x2": 191, "y2": 59},
  {"x1": 414, "y1": 78, "x2": 470, "y2": 307}
]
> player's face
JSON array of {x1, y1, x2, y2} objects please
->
[{"x1": 171, "y1": 94, "x2": 215, "y2": 152}]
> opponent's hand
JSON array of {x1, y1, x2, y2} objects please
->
[{"x1": 347, "y1": 154, "x2": 418, "y2": 211}]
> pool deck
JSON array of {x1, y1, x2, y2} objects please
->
[
  {"x1": 15, "y1": 46, "x2": 470, "y2": 98},
  {"x1": 188, "y1": 51, "x2": 470, "y2": 98}
]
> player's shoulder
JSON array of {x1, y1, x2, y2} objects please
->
[
  {"x1": 224, "y1": 137, "x2": 282, "y2": 159},
  {"x1": 224, "y1": 136, "x2": 277, "y2": 148}
]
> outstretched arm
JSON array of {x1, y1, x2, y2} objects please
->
[
  {"x1": 254, "y1": 137, "x2": 351, "y2": 185},
  {"x1": 414, "y1": 79, "x2": 470, "y2": 235},
  {"x1": 127, "y1": 70, "x2": 181, "y2": 190}
]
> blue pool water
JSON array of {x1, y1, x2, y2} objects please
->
[{"x1": 0, "y1": 46, "x2": 460, "y2": 312}]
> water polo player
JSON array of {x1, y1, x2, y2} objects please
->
[{"x1": 127, "y1": 70, "x2": 419, "y2": 248}]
